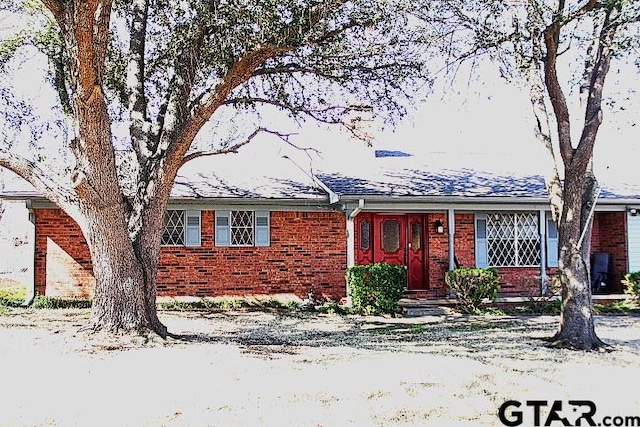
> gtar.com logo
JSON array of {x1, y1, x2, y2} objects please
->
[{"x1": 498, "y1": 400, "x2": 640, "y2": 427}]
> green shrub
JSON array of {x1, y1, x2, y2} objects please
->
[
  {"x1": 445, "y1": 267, "x2": 500, "y2": 314},
  {"x1": 31, "y1": 296, "x2": 92, "y2": 309},
  {"x1": 622, "y1": 272, "x2": 640, "y2": 301},
  {"x1": 347, "y1": 263, "x2": 406, "y2": 315}
]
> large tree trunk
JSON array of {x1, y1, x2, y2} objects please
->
[
  {"x1": 81, "y1": 203, "x2": 167, "y2": 337},
  {"x1": 549, "y1": 169, "x2": 606, "y2": 350}
]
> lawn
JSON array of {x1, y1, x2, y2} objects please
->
[{"x1": 0, "y1": 308, "x2": 639, "y2": 426}]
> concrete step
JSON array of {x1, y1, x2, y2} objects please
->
[{"x1": 400, "y1": 304, "x2": 454, "y2": 317}]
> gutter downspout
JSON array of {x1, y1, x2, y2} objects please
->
[
  {"x1": 346, "y1": 199, "x2": 365, "y2": 305},
  {"x1": 578, "y1": 186, "x2": 601, "y2": 250},
  {"x1": 349, "y1": 198, "x2": 365, "y2": 220},
  {"x1": 23, "y1": 200, "x2": 36, "y2": 306},
  {"x1": 447, "y1": 209, "x2": 456, "y2": 298},
  {"x1": 346, "y1": 199, "x2": 365, "y2": 268},
  {"x1": 539, "y1": 210, "x2": 548, "y2": 295}
]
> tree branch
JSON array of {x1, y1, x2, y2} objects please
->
[
  {"x1": 181, "y1": 127, "x2": 305, "y2": 165},
  {"x1": 72, "y1": 0, "x2": 112, "y2": 102},
  {"x1": 222, "y1": 97, "x2": 373, "y2": 142},
  {"x1": 574, "y1": 6, "x2": 619, "y2": 166},
  {"x1": 41, "y1": 0, "x2": 64, "y2": 26},
  {"x1": 153, "y1": 15, "x2": 208, "y2": 156},
  {"x1": 0, "y1": 150, "x2": 77, "y2": 211},
  {"x1": 543, "y1": 16, "x2": 574, "y2": 166},
  {"x1": 128, "y1": 0, "x2": 152, "y2": 159}
]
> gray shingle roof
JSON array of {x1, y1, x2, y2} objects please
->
[
  {"x1": 314, "y1": 150, "x2": 640, "y2": 200},
  {"x1": 2, "y1": 143, "x2": 639, "y2": 203},
  {"x1": 171, "y1": 152, "x2": 325, "y2": 200},
  {"x1": 317, "y1": 168, "x2": 548, "y2": 198}
]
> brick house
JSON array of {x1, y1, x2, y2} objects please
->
[
  {"x1": 319, "y1": 150, "x2": 640, "y2": 299},
  {"x1": 3, "y1": 146, "x2": 640, "y2": 301}
]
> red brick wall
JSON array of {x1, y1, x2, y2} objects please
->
[
  {"x1": 34, "y1": 209, "x2": 95, "y2": 298},
  {"x1": 426, "y1": 212, "x2": 449, "y2": 297},
  {"x1": 591, "y1": 211, "x2": 627, "y2": 292},
  {"x1": 438, "y1": 212, "x2": 557, "y2": 297},
  {"x1": 369, "y1": 212, "x2": 553, "y2": 297},
  {"x1": 158, "y1": 210, "x2": 347, "y2": 298},
  {"x1": 34, "y1": 207, "x2": 628, "y2": 300},
  {"x1": 35, "y1": 209, "x2": 347, "y2": 299}
]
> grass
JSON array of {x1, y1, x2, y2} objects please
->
[
  {"x1": 2, "y1": 290, "x2": 638, "y2": 317},
  {"x1": 0, "y1": 288, "x2": 27, "y2": 307},
  {"x1": 31, "y1": 296, "x2": 92, "y2": 309},
  {"x1": 157, "y1": 297, "x2": 303, "y2": 312},
  {"x1": 478, "y1": 298, "x2": 640, "y2": 316},
  {"x1": 594, "y1": 299, "x2": 640, "y2": 314}
]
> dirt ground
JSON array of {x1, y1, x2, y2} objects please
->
[{"x1": 1, "y1": 308, "x2": 640, "y2": 427}]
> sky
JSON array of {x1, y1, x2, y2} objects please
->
[
  {"x1": 239, "y1": 69, "x2": 639, "y2": 191},
  {"x1": 1, "y1": 5, "x2": 639, "y2": 195}
]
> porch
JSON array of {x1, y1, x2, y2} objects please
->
[{"x1": 345, "y1": 208, "x2": 631, "y2": 299}]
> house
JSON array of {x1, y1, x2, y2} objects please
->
[{"x1": 2, "y1": 141, "x2": 640, "y2": 301}]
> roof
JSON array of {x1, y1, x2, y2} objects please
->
[
  {"x1": 170, "y1": 152, "x2": 325, "y2": 201},
  {"x1": 313, "y1": 147, "x2": 640, "y2": 202},
  {"x1": 0, "y1": 142, "x2": 328, "y2": 203},
  {"x1": 2, "y1": 138, "x2": 639, "y2": 206},
  {"x1": 317, "y1": 168, "x2": 548, "y2": 198}
]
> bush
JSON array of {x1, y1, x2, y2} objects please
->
[
  {"x1": 347, "y1": 263, "x2": 406, "y2": 315},
  {"x1": 31, "y1": 296, "x2": 92, "y2": 309},
  {"x1": 445, "y1": 267, "x2": 500, "y2": 314},
  {"x1": 622, "y1": 272, "x2": 640, "y2": 301}
]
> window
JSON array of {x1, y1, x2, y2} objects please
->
[
  {"x1": 411, "y1": 221, "x2": 422, "y2": 251},
  {"x1": 359, "y1": 219, "x2": 371, "y2": 251},
  {"x1": 476, "y1": 213, "x2": 540, "y2": 267},
  {"x1": 161, "y1": 210, "x2": 201, "y2": 246},
  {"x1": 215, "y1": 210, "x2": 270, "y2": 247},
  {"x1": 382, "y1": 219, "x2": 400, "y2": 253}
]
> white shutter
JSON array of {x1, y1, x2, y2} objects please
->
[
  {"x1": 215, "y1": 210, "x2": 230, "y2": 246},
  {"x1": 475, "y1": 214, "x2": 489, "y2": 268},
  {"x1": 255, "y1": 211, "x2": 270, "y2": 247},
  {"x1": 546, "y1": 218, "x2": 559, "y2": 268},
  {"x1": 185, "y1": 211, "x2": 201, "y2": 246},
  {"x1": 628, "y1": 213, "x2": 640, "y2": 272}
]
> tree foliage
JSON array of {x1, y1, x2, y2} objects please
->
[
  {"x1": 0, "y1": 0, "x2": 430, "y2": 335},
  {"x1": 416, "y1": 0, "x2": 639, "y2": 350}
]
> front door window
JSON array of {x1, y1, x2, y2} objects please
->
[
  {"x1": 411, "y1": 221, "x2": 422, "y2": 251},
  {"x1": 382, "y1": 219, "x2": 400, "y2": 253}
]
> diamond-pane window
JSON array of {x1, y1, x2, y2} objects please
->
[
  {"x1": 487, "y1": 213, "x2": 540, "y2": 267},
  {"x1": 161, "y1": 210, "x2": 201, "y2": 246},
  {"x1": 162, "y1": 210, "x2": 185, "y2": 246},
  {"x1": 231, "y1": 210, "x2": 254, "y2": 246}
]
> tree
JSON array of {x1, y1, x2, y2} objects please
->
[
  {"x1": 418, "y1": 0, "x2": 639, "y2": 349},
  {"x1": 0, "y1": 0, "x2": 427, "y2": 336}
]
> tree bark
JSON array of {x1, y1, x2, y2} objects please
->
[
  {"x1": 549, "y1": 168, "x2": 605, "y2": 350},
  {"x1": 80, "y1": 196, "x2": 167, "y2": 337}
]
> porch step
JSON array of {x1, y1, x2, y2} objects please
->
[
  {"x1": 401, "y1": 306, "x2": 453, "y2": 317},
  {"x1": 398, "y1": 298, "x2": 456, "y2": 317}
]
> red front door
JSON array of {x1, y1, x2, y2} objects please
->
[
  {"x1": 373, "y1": 215, "x2": 406, "y2": 266},
  {"x1": 355, "y1": 213, "x2": 428, "y2": 290}
]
